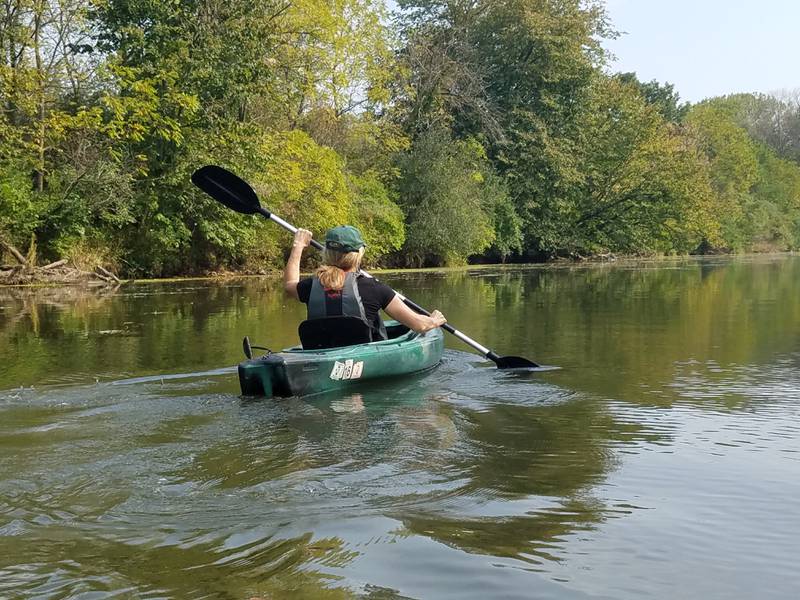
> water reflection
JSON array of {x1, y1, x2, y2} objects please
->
[
  {"x1": 4, "y1": 256, "x2": 800, "y2": 399},
  {"x1": 2, "y1": 256, "x2": 800, "y2": 598},
  {"x1": 0, "y1": 528, "x2": 357, "y2": 598}
]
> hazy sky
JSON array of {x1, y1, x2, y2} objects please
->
[{"x1": 603, "y1": 0, "x2": 800, "y2": 102}]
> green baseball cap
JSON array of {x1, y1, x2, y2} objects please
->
[{"x1": 325, "y1": 225, "x2": 366, "y2": 252}]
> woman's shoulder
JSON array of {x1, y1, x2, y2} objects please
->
[
  {"x1": 356, "y1": 274, "x2": 387, "y2": 288},
  {"x1": 356, "y1": 274, "x2": 396, "y2": 303}
]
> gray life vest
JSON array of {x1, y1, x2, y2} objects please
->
[{"x1": 307, "y1": 272, "x2": 387, "y2": 341}]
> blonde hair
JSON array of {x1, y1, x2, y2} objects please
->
[{"x1": 316, "y1": 247, "x2": 364, "y2": 290}]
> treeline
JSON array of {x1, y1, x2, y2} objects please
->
[{"x1": 2, "y1": 0, "x2": 800, "y2": 277}]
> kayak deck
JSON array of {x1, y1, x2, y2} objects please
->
[{"x1": 238, "y1": 321, "x2": 444, "y2": 397}]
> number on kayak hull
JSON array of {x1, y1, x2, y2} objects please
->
[{"x1": 330, "y1": 360, "x2": 364, "y2": 381}]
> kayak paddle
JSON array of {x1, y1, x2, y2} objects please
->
[{"x1": 191, "y1": 165, "x2": 541, "y2": 370}]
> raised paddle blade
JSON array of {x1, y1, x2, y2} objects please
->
[
  {"x1": 493, "y1": 355, "x2": 541, "y2": 370},
  {"x1": 242, "y1": 336, "x2": 253, "y2": 359},
  {"x1": 192, "y1": 165, "x2": 264, "y2": 216}
]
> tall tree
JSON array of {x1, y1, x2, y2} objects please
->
[
  {"x1": 616, "y1": 72, "x2": 689, "y2": 123},
  {"x1": 724, "y1": 92, "x2": 800, "y2": 164},
  {"x1": 396, "y1": 127, "x2": 499, "y2": 266},
  {"x1": 685, "y1": 101, "x2": 760, "y2": 250},
  {"x1": 565, "y1": 77, "x2": 717, "y2": 255},
  {"x1": 394, "y1": 0, "x2": 611, "y2": 258}
]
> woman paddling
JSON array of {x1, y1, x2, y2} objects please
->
[{"x1": 284, "y1": 225, "x2": 447, "y2": 340}]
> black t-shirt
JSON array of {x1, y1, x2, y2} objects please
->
[{"x1": 296, "y1": 275, "x2": 396, "y2": 333}]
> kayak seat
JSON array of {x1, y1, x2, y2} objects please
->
[
  {"x1": 298, "y1": 316, "x2": 373, "y2": 350},
  {"x1": 385, "y1": 322, "x2": 411, "y2": 339}
]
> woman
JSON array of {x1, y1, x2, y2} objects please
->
[{"x1": 284, "y1": 225, "x2": 446, "y2": 340}]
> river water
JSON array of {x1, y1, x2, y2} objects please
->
[{"x1": 1, "y1": 255, "x2": 799, "y2": 599}]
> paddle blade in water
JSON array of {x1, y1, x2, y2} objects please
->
[
  {"x1": 192, "y1": 165, "x2": 262, "y2": 215},
  {"x1": 494, "y1": 355, "x2": 541, "y2": 370}
]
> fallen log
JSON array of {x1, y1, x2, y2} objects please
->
[
  {"x1": 95, "y1": 265, "x2": 120, "y2": 283},
  {"x1": 0, "y1": 239, "x2": 27, "y2": 266},
  {"x1": 42, "y1": 259, "x2": 69, "y2": 270},
  {"x1": 92, "y1": 270, "x2": 113, "y2": 282}
]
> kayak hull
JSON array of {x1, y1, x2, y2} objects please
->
[{"x1": 238, "y1": 323, "x2": 444, "y2": 397}]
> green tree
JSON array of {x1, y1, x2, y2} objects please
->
[
  {"x1": 252, "y1": 130, "x2": 404, "y2": 268},
  {"x1": 486, "y1": 174, "x2": 522, "y2": 261},
  {"x1": 394, "y1": 0, "x2": 499, "y2": 138},
  {"x1": 685, "y1": 101, "x2": 761, "y2": 250},
  {"x1": 348, "y1": 172, "x2": 406, "y2": 261},
  {"x1": 616, "y1": 72, "x2": 689, "y2": 122},
  {"x1": 747, "y1": 144, "x2": 800, "y2": 250},
  {"x1": 0, "y1": 0, "x2": 139, "y2": 265},
  {"x1": 85, "y1": 0, "x2": 400, "y2": 275},
  {"x1": 396, "y1": 128, "x2": 498, "y2": 266},
  {"x1": 718, "y1": 92, "x2": 800, "y2": 164},
  {"x1": 567, "y1": 77, "x2": 717, "y2": 255},
  {"x1": 684, "y1": 97, "x2": 800, "y2": 252},
  {"x1": 394, "y1": 0, "x2": 612, "y2": 259}
]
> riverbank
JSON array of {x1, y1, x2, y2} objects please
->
[{"x1": 3, "y1": 251, "x2": 798, "y2": 288}]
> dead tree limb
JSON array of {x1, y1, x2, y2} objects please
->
[
  {"x1": 42, "y1": 259, "x2": 68, "y2": 270},
  {"x1": 96, "y1": 265, "x2": 120, "y2": 283},
  {"x1": 0, "y1": 239, "x2": 28, "y2": 266}
]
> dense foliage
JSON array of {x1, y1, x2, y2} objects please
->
[{"x1": 2, "y1": 0, "x2": 800, "y2": 276}]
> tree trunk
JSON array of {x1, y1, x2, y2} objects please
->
[{"x1": 33, "y1": 0, "x2": 46, "y2": 192}]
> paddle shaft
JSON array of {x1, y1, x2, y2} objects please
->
[{"x1": 260, "y1": 207, "x2": 499, "y2": 359}]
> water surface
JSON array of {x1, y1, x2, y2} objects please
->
[{"x1": 2, "y1": 255, "x2": 799, "y2": 598}]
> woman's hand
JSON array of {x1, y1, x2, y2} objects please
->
[
  {"x1": 285, "y1": 228, "x2": 312, "y2": 300},
  {"x1": 293, "y1": 228, "x2": 313, "y2": 249},
  {"x1": 430, "y1": 310, "x2": 447, "y2": 328},
  {"x1": 385, "y1": 296, "x2": 447, "y2": 333}
]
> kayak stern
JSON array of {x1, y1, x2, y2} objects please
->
[{"x1": 238, "y1": 354, "x2": 289, "y2": 397}]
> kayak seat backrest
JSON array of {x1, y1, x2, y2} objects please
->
[{"x1": 298, "y1": 316, "x2": 373, "y2": 350}]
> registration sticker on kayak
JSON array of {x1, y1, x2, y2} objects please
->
[{"x1": 330, "y1": 360, "x2": 364, "y2": 381}]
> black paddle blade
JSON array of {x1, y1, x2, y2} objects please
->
[
  {"x1": 494, "y1": 355, "x2": 541, "y2": 370},
  {"x1": 192, "y1": 165, "x2": 262, "y2": 215},
  {"x1": 242, "y1": 336, "x2": 253, "y2": 359}
]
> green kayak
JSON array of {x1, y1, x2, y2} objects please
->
[{"x1": 238, "y1": 321, "x2": 444, "y2": 397}]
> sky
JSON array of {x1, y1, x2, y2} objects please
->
[{"x1": 602, "y1": 0, "x2": 800, "y2": 103}]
